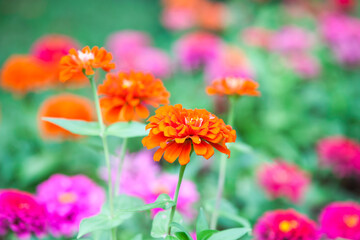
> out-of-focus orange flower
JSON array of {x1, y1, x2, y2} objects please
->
[
  {"x1": 196, "y1": 0, "x2": 226, "y2": 31},
  {"x1": 142, "y1": 104, "x2": 236, "y2": 165},
  {"x1": 98, "y1": 71, "x2": 170, "y2": 123},
  {"x1": 206, "y1": 77, "x2": 260, "y2": 97},
  {"x1": 38, "y1": 93, "x2": 94, "y2": 140},
  {"x1": 1, "y1": 55, "x2": 53, "y2": 95},
  {"x1": 59, "y1": 46, "x2": 115, "y2": 82}
]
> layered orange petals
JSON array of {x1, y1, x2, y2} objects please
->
[
  {"x1": 206, "y1": 77, "x2": 260, "y2": 97},
  {"x1": 59, "y1": 46, "x2": 115, "y2": 82},
  {"x1": 1, "y1": 55, "x2": 53, "y2": 95},
  {"x1": 142, "y1": 104, "x2": 236, "y2": 165},
  {"x1": 38, "y1": 93, "x2": 94, "y2": 140},
  {"x1": 98, "y1": 71, "x2": 170, "y2": 124}
]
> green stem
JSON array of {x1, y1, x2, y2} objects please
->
[
  {"x1": 167, "y1": 164, "x2": 187, "y2": 235},
  {"x1": 88, "y1": 75, "x2": 116, "y2": 240},
  {"x1": 210, "y1": 96, "x2": 237, "y2": 229},
  {"x1": 115, "y1": 137, "x2": 128, "y2": 196}
]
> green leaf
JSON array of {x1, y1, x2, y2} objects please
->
[
  {"x1": 196, "y1": 208, "x2": 209, "y2": 235},
  {"x1": 170, "y1": 222, "x2": 192, "y2": 240},
  {"x1": 151, "y1": 209, "x2": 183, "y2": 239},
  {"x1": 132, "y1": 234, "x2": 143, "y2": 240},
  {"x1": 42, "y1": 117, "x2": 100, "y2": 136},
  {"x1": 228, "y1": 142, "x2": 253, "y2": 154},
  {"x1": 106, "y1": 121, "x2": 148, "y2": 138},
  {"x1": 165, "y1": 236, "x2": 179, "y2": 240},
  {"x1": 197, "y1": 230, "x2": 218, "y2": 240},
  {"x1": 207, "y1": 228, "x2": 251, "y2": 240}
]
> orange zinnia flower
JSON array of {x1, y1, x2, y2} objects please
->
[
  {"x1": 1, "y1": 55, "x2": 53, "y2": 95},
  {"x1": 206, "y1": 77, "x2": 260, "y2": 97},
  {"x1": 38, "y1": 93, "x2": 94, "y2": 140},
  {"x1": 142, "y1": 104, "x2": 236, "y2": 165},
  {"x1": 98, "y1": 71, "x2": 170, "y2": 123},
  {"x1": 59, "y1": 46, "x2": 115, "y2": 82}
]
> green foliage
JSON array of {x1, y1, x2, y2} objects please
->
[
  {"x1": 106, "y1": 121, "x2": 148, "y2": 138},
  {"x1": 151, "y1": 209, "x2": 183, "y2": 239},
  {"x1": 42, "y1": 117, "x2": 100, "y2": 136}
]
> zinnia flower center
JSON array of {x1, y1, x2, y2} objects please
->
[
  {"x1": 279, "y1": 220, "x2": 299, "y2": 233},
  {"x1": 122, "y1": 79, "x2": 133, "y2": 88},
  {"x1": 18, "y1": 202, "x2": 30, "y2": 210},
  {"x1": 344, "y1": 214, "x2": 359, "y2": 228},
  {"x1": 184, "y1": 116, "x2": 204, "y2": 127},
  {"x1": 225, "y1": 77, "x2": 244, "y2": 89},
  {"x1": 77, "y1": 50, "x2": 94, "y2": 62},
  {"x1": 153, "y1": 184, "x2": 170, "y2": 195},
  {"x1": 58, "y1": 192, "x2": 78, "y2": 204}
]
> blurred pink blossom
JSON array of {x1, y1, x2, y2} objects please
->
[
  {"x1": 241, "y1": 27, "x2": 273, "y2": 49},
  {"x1": 319, "y1": 201, "x2": 360, "y2": 239},
  {"x1": 270, "y1": 26, "x2": 314, "y2": 53},
  {"x1": 321, "y1": 14, "x2": 360, "y2": 66},
  {"x1": 162, "y1": 8, "x2": 195, "y2": 30},
  {"x1": 101, "y1": 149, "x2": 199, "y2": 219},
  {"x1": 174, "y1": 32, "x2": 223, "y2": 72},
  {"x1": 257, "y1": 161, "x2": 310, "y2": 203},
  {"x1": 287, "y1": 53, "x2": 321, "y2": 79},
  {"x1": 317, "y1": 136, "x2": 360, "y2": 177},
  {"x1": 254, "y1": 209, "x2": 319, "y2": 240},
  {"x1": 106, "y1": 31, "x2": 171, "y2": 78},
  {"x1": 37, "y1": 174, "x2": 105, "y2": 237},
  {"x1": 0, "y1": 189, "x2": 47, "y2": 239}
]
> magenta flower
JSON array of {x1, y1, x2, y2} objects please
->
[
  {"x1": 317, "y1": 136, "x2": 360, "y2": 177},
  {"x1": 321, "y1": 14, "x2": 360, "y2": 66},
  {"x1": 254, "y1": 209, "x2": 319, "y2": 240},
  {"x1": 287, "y1": 53, "x2": 321, "y2": 79},
  {"x1": 270, "y1": 26, "x2": 314, "y2": 54},
  {"x1": 174, "y1": 32, "x2": 223, "y2": 72},
  {"x1": 257, "y1": 161, "x2": 310, "y2": 203},
  {"x1": 31, "y1": 34, "x2": 79, "y2": 64},
  {"x1": 319, "y1": 201, "x2": 360, "y2": 239},
  {"x1": 204, "y1": 45, "x2": 254, "y2": 82},
  {"x1": 36, "y1": 174, "x2": 105, "y2": 237},
  {"x1": 0, "y1": 189, "x2": 47, "y2": 239},
  {"x1": 106, "y1": 31, "x2": 171, "y2": 78},
  {"x1": 101, "y1": 149, "x2": 199, "y2": 219}
]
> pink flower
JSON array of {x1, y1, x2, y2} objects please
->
[
  {"x1": 36, "y1": 174, "x2": 105, "y2": 237},
  {"x1": 241, "y1": 27, "x2": 273, "y2": 49},
  {"x1": 321, "y1": 14, "x2": 360, "y2": 66},
  {"x1": 174, "y1": 32, "x2": 223, "y2": 72},
  {"x1": 287, "y1": 53, "x2": 320, "y2": 79},
  {"x1": 319, "y1": 201, "x2": 360, "y2": 239},
  {"x1": 204, "y1": 45, "x2": 254, "y2": 82},
  {"x1": 0, "y1": 189, "x2": 47, "y2": 239},
  {"x1": 254, "y1": 209, "x2": 319, "y2": 240},
  {"x1": 106, "y1": 31, "x2": 171, "y2": 78},
  {"x1": 162, "y1": 8, "x2": 195, "y2": 30},
  {"x1": 101, "y1": 149, "x2": 199, "y2": 219},
  {"x1": 257, "y1": 161, "x2": 310, "y2": 203},
  {"x1": 317, "y1": 136, "x2": 360, "y2": 177},
  {"x1": 31, "y1": 34, "x2": 79, "y2": 64},
  {"x1": 270, "y1": 26, "x2": 314, "y2": 54}
]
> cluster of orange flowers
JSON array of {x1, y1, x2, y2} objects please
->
[
  {"x1": 206, "y1": 77, "x2": 261, "y2": 97},
  {"x1": 142, "y1": 104, "x2": 236, "y2": 165}
]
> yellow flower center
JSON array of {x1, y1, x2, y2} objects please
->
[
  {"x1": 18, "y1": 203, "x2": 30, "y2": 210},
  {"x1": 279, "y1": 220, "x2": 299, "y2": 233},
  {"x1": 344, "y1": 214, "x2": 359, "y2": 228},
  {"x1": 122, "y1": 79, "x2": 133, "y2": 88},
  {"x1": 153, "y1": 184, "x2": 170, "y2": 195},
  {"x1": 77, "y1": 50, "x2": 94, "y2": 62},
  {"x1": 225, "y1": 77, "x2": 244, "y2": 89},
  {"x1": 58, "y1": 192, "x2": 77, "y2": 204},
  {"x1": 185, "y1": 117, "x2": 204, "y2": 127}
]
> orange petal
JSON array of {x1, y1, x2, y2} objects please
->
[
  {"x1": 164, "y1": 142, "x2": 183, "y2": 163},
  {"x1": 154, "y1": 148, "x2": 165, "y2": 162},
  {"x1": 178, "y1": 141, "x2": 192, "y2": 165},
  {"x1": 193, "y1": 141, "x2": 209, "y2": 156},
  {"x1": 135, "y1": 104, "x2": 150, "y2": 119}
]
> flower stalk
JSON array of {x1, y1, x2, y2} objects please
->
[
  {"x1": 210, "y1": 96, "x2": 237, "y2": 229},
  {"x1": 88, "y1": 74, "x2": 116, "y2": 240},
  {"x1": 115, "y1": 137, "x2": 128, "y2": 196},
  {"x1": 167, "y1": 164, "x2": 187, "y2": 235}
]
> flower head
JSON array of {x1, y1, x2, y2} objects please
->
[
  {"x1": 38, "y1": 93, "x2": 94, "y2": 140},
  {"x1": 36, "y1": 174, "x2": 105, "y2": 237},
  {"x1": 0, "y1": 189, "x2": 47, "y2": 239},
  {"x1": 98, "y1": 71, "x2": 170, "y2": 123},
  {"x1": 1, "y1": 55, "x2": 52, "y2": 95},
  {"x1": 206, "y1": 77, "x2": 260, "y2": 97},
  {"x1": 319, "y1": 201, "x2": 360, "y2": 239},
  {"x1": 257, "y1": 161, "x2": 310, "y2": 203},
  {"x1": 317, "y1": 136, "x2": 360, "y2": 177},
  {"x1": 254, "y1": 209, "x2": 318, "y2": 240},
  {"x1": 142, "y1": 104, "x2": 236, "y2": 165},
  {"x1": 59, "y1": 46, "x2": 115, "y2": 81},
  {"x1": 174, "y1": 32, "x2": 223, "y2": 71}
]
